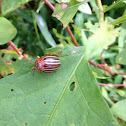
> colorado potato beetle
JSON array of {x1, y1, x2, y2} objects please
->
[{"x1": 31, "y1": 50, "x2": 62, "y2": 73}]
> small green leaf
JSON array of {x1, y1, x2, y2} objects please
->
[
  {"x1": 1, "y1": 0, "x2": 31, "y2": 15},
  {"x1": 33, "y1": 12, "x2": 56, "y2": 47},
  {"x1": 53, "y1": 0, "x2": 89, "y2": 28},
  {"x1": 0, "y1": 17, "x2": 17, "y2": 45},
  {"x1": 0, "y1": 47, "x2": 118, "y2": 126},
  {"x1": 111, "y1": 99, "x2": 126, "y2": 121}
]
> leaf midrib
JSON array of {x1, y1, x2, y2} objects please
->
[{"x1": 46, "y1": 53, "x2": 85, "y2": 125}]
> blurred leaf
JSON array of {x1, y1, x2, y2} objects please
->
[
  {"x1": 0, "y1": 57, "x2": 20, "y2": 76},
  {"x1": 72, "y1": 24, "x2": 81, "y2": 37},
  {"x1": 115, "y1": 89, "x2": 126, "y2": 97},
  {"x1": 1, "y1": 0, "x2": 31, "y2": 15},
  {"x1": 78, "y1": 3, "x2": 92, "y2": 14},
  {"x1": 85, "y1": 20, "x2": 120, "y2": 59},
  {"x1": 111, "y1": 9, "x2": 126, "y2": 26},
  {"x1": 53, "y1": 0, "x2": 89, "y2": 28},
  {"x1": 111, "y1": 99, "x2": 126, "y2": 122},
  {"x1": 0, "y1": 47, "x2": 118, "y2": 126},
  {"x1": 14, "y1": 9, "x2": 33, "y2": 23},
  {"x1": 89, "y1": 0, "x2": 99, "y2": 19},
  {"x1": 103, "y1": 0, "x2": 126, "y2": 13},
  {"x1": 116, "y1": 24, "x2": 126, "y2": 65},
  {"x1": 0, "y1": 17, "x2": 17, "y2": 45},
  {"x1": 53, "y1": 28, "x2": 74, "y2": 45},
  {"x1": 118, "y1": 22, "x2": 126, "y2": 50},
  {"x1": 0, "y1": 48, "x2": 19, "y2": 59},
  {"x1": 33, "y1": 12, "x2": 56, "y2": 47},
  {"x1": 116, "y1": 48, "x2": 126, "y2": 65},
  {"x1": 101, "y1": 87, "x2": 114, "y2": 105}
]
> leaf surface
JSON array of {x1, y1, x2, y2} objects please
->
[
  {"x1": 53, "y1": 0, "x2": 89, "y2": 28},
  {"x1": 85, "y1": 20, "x2": 120, "y2": 59},
  {"x1": 111, "y1": 99, "x2": 126, "y2": 122},
  {"x1": 33, "y1": 12, "x2": 56, "y2": 47},
  {"x1": 0, "y1": 17, "x2": 17, "y2": 45},
  {"x1": 0, "y1": 47, "x2": 117, "y2": 126},
  {"x1": 116, "y1": 22, "x2": 126, "y2": 65},
  {"x1": 1, "y1": 0, "x2": 31, "y2": 15}
]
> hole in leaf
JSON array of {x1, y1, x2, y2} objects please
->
[
  {"x1": 69, "y1": 82, "x2": 76, "y2": 91},
  {"x1": 44, "y1": 102, "x2": 47, "y2": 104},
  {"x1": 24, "y1": 122, "x2": 27, "y2": 126},
  {"x1": 11, "y1": 89, "x2": 14, "y2": 92}
]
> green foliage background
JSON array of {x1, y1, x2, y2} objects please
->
[{"x1": 0, "y1": 0, "x2": 126, "y2": 125}]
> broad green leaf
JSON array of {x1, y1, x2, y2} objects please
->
[
  {"x1": 85, "y1": 20, "x2": 120, "y2": 59},
  {"x1": 1, "y1": 0, "x2": 31, "y2": 15},
  {"x1": 33, "y1": 12, "x2": 56, "y2": 47},
  {"x1": 111, "y1": 99, "x2": 126, "y2": 122},
  {"x1": 0, "y1": 47, "x2": 118, "y2": 126},
  {"x1": 53, "y1": 0, "x2": 89, "y2": 28},
  {"x1": 0, "y1": 17, "x2": 17, "y2": 45}
]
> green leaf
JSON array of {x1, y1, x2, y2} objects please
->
[
  {"x1": 116, "y1": 47, "x2": 126, "y2": 65},
  {"x1": 0, "y1": 17, "x2": 17, "y2": 45},
  {"x1": 103, "y1": 0, "x2": 126, "y2": 13},
  {"x1": 111, "y1": 99, "x2": 126, "y2": 122},
  {"x1": 0, "y1": 57, "x2": 20, "y2": 76},
  {"x1": 52, "y1": 28, "x2": 74, "y2": 46},
  {"x1": 85, "y1": 20, "x2": 120, "y2": 59},
  {"x1": 118, "y1": 22, "x2": 126, "y2": 50},
  {"x1": 78, "y1": 3, "x2": 92, "y2": 14},
  {"x1": 111, "y1": 9, "x2": 126, "y2": 26},
  {"x1": 0, "y1": 47, "x2": 118, "y2": 126},
  {"x1": 1, "y1": 0, "x2": 31, "y2": 15},
  {"x1": 116, "y1": 22, "x2": 126, "y2": 65},
  {"x1": 33, "y1": 12, "x2": 56, "y2": 47},
  {"x1": 53, "y1": 0, "x2": 89, "y2": 28}
]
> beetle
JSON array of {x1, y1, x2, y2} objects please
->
[{"x1": 31, "y1": 50, "x2": 62, "y2": 73}]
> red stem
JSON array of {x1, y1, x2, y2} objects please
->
[
  {"x1": 44, "y1": 0, "x2": 54, "y2": 11},
  {"x1": 43, "y1": 0, "x2": 79, "y2": 47},
  {"x1": 98, "y1": 83, "x2": 126, "y2": 87},
  {"x1": 8, "y1": 41, "x2": 34, "y2": 64},
  {"x1": 8, "y1": 41, "x2": 23, "y2": 57}
]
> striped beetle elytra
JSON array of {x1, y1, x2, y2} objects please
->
[{"x1": 31, "y1": 50, "x2": 62, "y2": 73}]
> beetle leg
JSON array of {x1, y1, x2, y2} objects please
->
[
  {"x1": 46, "y1": 52, "x2": 49, "y2": 56},
  {"x1": 50, "y1": 50, "x2": 62, "y2": 56}
]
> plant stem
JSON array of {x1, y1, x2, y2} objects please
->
[
  {"x1": 66, "y1": 26, "x2": 79, "y2": 46},
  {"x1": 43, "y1": 0, "x2": 79, "y2": 46},
  {"x1": 98, "y1": 83, "x2": 126, "y2": 87},
  {"x1": 32, "y1": 13, "x2": 45, "y2": 54},
  {"x1": 8, "y1": 41, "x2": 34, "y2": 64},
  {"x1": 97, "y1": 0, "x2": 104, "y2": 22},
  {"x1": 88, "y1": 60, "x2": 115, "y2": 75},
  {"x1": 8, "y1": 41, "x2": 23, "y2": 58}
]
